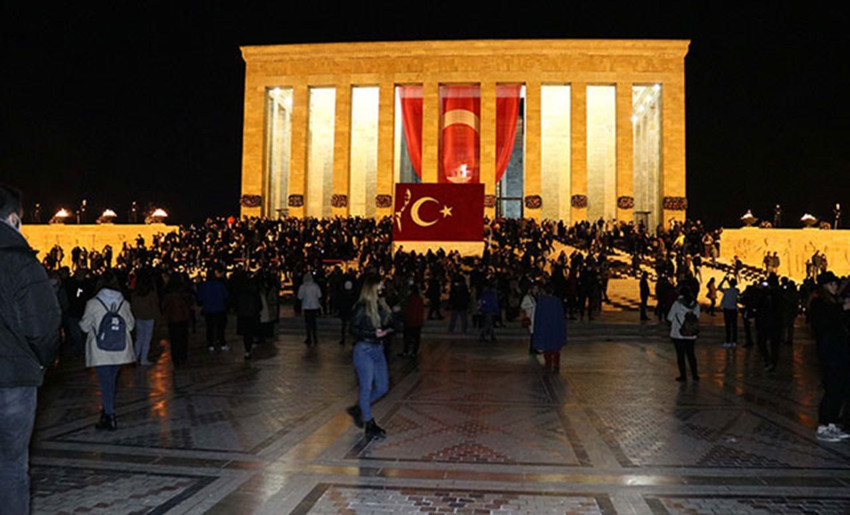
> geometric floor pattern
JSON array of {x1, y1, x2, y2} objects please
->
[{"x1": 27, "y1": 281, "x2": 850, "y2": 513}]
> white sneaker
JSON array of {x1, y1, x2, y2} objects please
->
[
  {"x1": 221, "y1": 345, "x2": 230, "y2": 351},
  {"x1": 817, "y1": 425, "x2": 842, "y2": 442},
  {"x1": 721, "y1": 342, "x2": 731, "y2": 348},
  {"x1": 828, "y1": 423, "x2": 850, "y2": 440},
  {"x1": 207, "y1": 346, "x2": 214, "y2": 352}
]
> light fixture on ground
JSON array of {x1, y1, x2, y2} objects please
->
[
  {"x1": 801, "y1": 213, "x2": 818, "y2": 227},
  {"x1": 740, "y1": 210, "x2": 757, "y2": 227},
  {"x1": 49, "y1": 208, "x2": 71, "y2": 224},
  {"x1": 145, "y1": 208, "x2": 168, "y2": 224},
  {"x1": 97, "y1": 209, "x2": 118, "y2": 224}
]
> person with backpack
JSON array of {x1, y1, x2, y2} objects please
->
[
  {"x1": 79, "y1": 270, "x2": 135, "y2": 431},
  {"x1": 667, "y1": 285, "x2": 700, "y2": 382}
]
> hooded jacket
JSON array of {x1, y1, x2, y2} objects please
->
[
  {"x1": 79, "y1": 288, "x2": 136, "y2": 367},
  {"x1": 0, "y1": 222, "x2": 61, "y2": 387}
]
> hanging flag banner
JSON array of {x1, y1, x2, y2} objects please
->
[
  {"x1": 393, "y1": 183, "x2": 484, "y2": 242},
  {"x1": 440, "y1": 85, "x2": 481, "y2": 184}
]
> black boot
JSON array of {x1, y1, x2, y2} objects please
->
[
  {"x1": 364, "y1": 419, "x2": 386, "y2": 439},
  {"x1": 95, "y1": 411, "x2": 117, "y2": 431},
  {"x1": 346, "y1": 404, "x2": 364, "y2": 428}
]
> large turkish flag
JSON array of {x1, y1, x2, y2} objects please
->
[{"x1": 392, "y1": 183, "x2": 484, "y2": 242}]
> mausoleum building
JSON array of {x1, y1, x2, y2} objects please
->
[{"x1": 239, "y1": 39, "x2": 689, "y2": 228}]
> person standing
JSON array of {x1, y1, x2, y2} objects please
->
[
  {"x1": 531, "y1": 285, "x2": 567, "y2": 373},
  {"x1": 79, "y1": 270, "x2": 136, "y2": 430},
  {"x1": 667, "y1": 286, "x2": 700, "y2": 382},
  {"x1": 297, "y1": 272, "x2": 322, "y2": 346},
  {"x1": 401, "y1": 284, "x2": 424, "y2": 359},
  {"x1": 130, "y1": 270, "x2": 159, "y2": 365},
  {"x1": 346, "y1": 275, "x2": 392, "y2": 439},
  {"x1": 336, "y1": 277, "x2": 357, "y2": 345},
  {"x1": 232, "y1": 270, "x2": 262, "y2": 359},
  {"x1": 756, "y1": 274, "x2": 783, "y2": 372},
  {"x1": 478, "y1": 281, "x2": 500, "y2": 342},
  {"x1": 808, "y1": 271, "x2": 850, "y2": 442},
  {"x1": 426, "y1": 275, "x2": 443, "y2": 320},
  {"x1": 639, "y1": 272, "x2": 651, "y2": 321},
  {"x1": 705, "y1": 276, "x2": 717, "y2": 316},
  {"x1": 448, "y1": 274, "x2": 470, "y2": 334},
  {"x1": 161, "y1": 276, "x2": 192, "y2": 367},
  {"x1": 521, "y1": 283, "x2": 539, "y2": 352},
  {"x1": 717, "y1": 275, "x2": 739, "y2": 348},
  {"x1": 0, "y1": 185, "x2": 61, "y2": 514},
  {"x1": 197, "y1": 268, "x2": 229, "y2": 352}
]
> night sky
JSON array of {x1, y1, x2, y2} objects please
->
[{"x1": 2, "y1": 3, "x2": 847, "y2": 228}]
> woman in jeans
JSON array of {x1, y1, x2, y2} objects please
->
[
  {"x1": 80, "y1": 270, "x2": 135, "y2": 430},
  {"x1": 667, "y1": 286, "x2": 700, "y2": 382},
  {"x1": 346, "y1": 275, "x2": 392, "y2": 439}
]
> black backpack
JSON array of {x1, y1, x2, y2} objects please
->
[
  {"x1": 96, "y1": 299, "x2": 127, "y2": 351},
  {"x1": 679, "y1": 309, "x2": 700, "y2": 337}
]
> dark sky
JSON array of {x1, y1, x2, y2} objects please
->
[{"x1": 2, "y1": 2, "x2": 847, "y2": 228}]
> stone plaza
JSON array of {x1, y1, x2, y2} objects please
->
[{"x1": 28, "y1": 277, "x2": 850, "y2": 514}]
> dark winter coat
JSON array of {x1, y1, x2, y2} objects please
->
[
  {"x1": 809, "y1": 294, "x2": 850, "y2": 367},
  {"x1": 0, "y1": 222, "x2": 61, "y2": 386},
  {"x1": 531, "y1": 294, "x2": 567, "y2": 352}
]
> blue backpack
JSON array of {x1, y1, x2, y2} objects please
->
[{"x1": 96, "y1": 299, "x2": 127, "y2": 351}]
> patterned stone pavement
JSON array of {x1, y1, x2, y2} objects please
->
[{"x1": 29, "y1": 286, "x2": 850, "y2": 513}]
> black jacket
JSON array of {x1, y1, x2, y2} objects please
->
[
  {"x1": 349, "y1": 301, "x2": 391, "y2": 343},
  {"x1": 0, "y1": 223, "x2": 61, "y2": 387},
  {"x1": 809, "y1": 294, "x2": 850, "y2": 367}
]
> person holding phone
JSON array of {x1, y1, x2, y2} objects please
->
[{"x1": 346, "y1": 274, "x2": 393, "y2": 439}]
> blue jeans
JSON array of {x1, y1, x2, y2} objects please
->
[
  {"x1": 95, "y1": 365, "x2": 120, "y2": 415},
  {"x1": 353, "y1": 341, "x2": 389, "y2": 422},
  {"x1": 0, "y1": 386, "x2": 37, "y2": 514},
  {"x1": 135, "y1": 319, "x2": 155, "y2": 363},
  {"x1": 449, "y1": 310, "x2": 467, "y2": 333}
]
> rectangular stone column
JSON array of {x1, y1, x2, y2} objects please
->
[
  {"x1": 480, "y1": 81, "x2": 496, "y2": 218},
  {"x1": 376, "y1": 80, "x2": 396, "y2": 216},
  {"x1": 287, "y1": 83, "x2": 308, "y2": 218},
  {"x1": 239, "y1": 74, "x2": 265, "y2": 218},
  {"x1": 421, "y1": 81, "x2": 439, "y2": 183},
  {"x1": 662, "y1": 76, "x2": 686, "y2": 225},
  {"x1": 524, "y1": 80, "x2": 541, "y2": 220},
  {"x1": 616, "y1": 81, "x2": 634, "y2": 222},
  {"x1": 570, "y1": 83, "x2": 588, "y2": 222},
  {"x1": 332, "y1": 83, "x2": 351, "y2": 217}
]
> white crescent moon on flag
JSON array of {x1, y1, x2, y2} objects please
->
[
  {"x1": 442, "y1": 109, "x2": 480, "y2": 131},
  {"x1": 410, "y1": 197, "x2": 440, "y2": 227}
]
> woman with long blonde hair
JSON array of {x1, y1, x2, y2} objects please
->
[{"x1": 346, "y1": 275, "x2": 393, "y2": 439}]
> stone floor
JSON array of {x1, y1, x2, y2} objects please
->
[{"x1": 30, "y1": 291, "x2": 850, "y2": 514}]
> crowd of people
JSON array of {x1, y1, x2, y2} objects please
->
[{"x1": 5, "y1": 182, "x2": 850, "y2": 512}]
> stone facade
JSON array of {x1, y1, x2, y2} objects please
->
[
  {"x1": 240, "y1": 40, "x2": 689, "y2": 222},
  {"x1": 721, "y1": 227, "x2": 850, "y2": 281},
  {"x1": 22, "y1": 224, "x2": 177, "y2": 260}
]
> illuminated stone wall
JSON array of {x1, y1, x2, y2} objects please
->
[
  {"x1": 240, "y1": 40, "x2": 689, "y2": 223},
  {"x1": 720, "y1": 227, "x2": 850, "y2": 281},
  {"x1": 21, "y1": 224, "x2": 178, "y2": 261}
]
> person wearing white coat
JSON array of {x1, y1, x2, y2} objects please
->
[
  {"x1": 79, "y1": 271, "x2": 135, "y2": 431},
  {"x1": 667, "y1": 286, "x2": 700, "y2": 382},
  {"x1": 297, "y1": 272, "x2": 323, "y2": 346}
]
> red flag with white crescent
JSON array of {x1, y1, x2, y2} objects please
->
[
  {"x1": 439, "y1": 85, "x2": 480, "y2": 184},
  {"x1": 393, "y1": 183, "x2": 484, "y2": 242}
]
